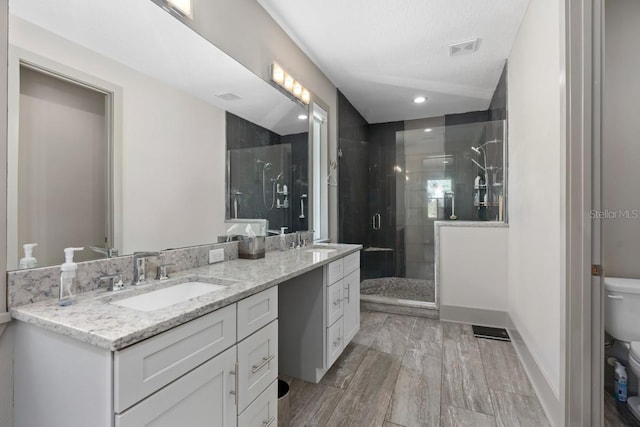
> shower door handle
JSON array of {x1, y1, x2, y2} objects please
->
[{"x1": 372, "y1": 213, "x2": 381, "y2": 230}]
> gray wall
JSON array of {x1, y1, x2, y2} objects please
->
[
  {"x1": 603, "y1": 0, "x2": 640, "y2": 278},
  {"x1": 1, "y1": 0, "x2": 12, "y2": 425}
]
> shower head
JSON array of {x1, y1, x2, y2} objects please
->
[{"x1": 471, "y1": 159, "x2": 486, "y2": 171}]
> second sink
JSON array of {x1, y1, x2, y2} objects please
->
[{"x1": 112, "y1": 281, "x2": 228, "y2": 312}]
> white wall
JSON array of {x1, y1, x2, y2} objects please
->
[
  {"x1": 9, "y1": 17, "x2": 227, "y2": 254},
  {"x1": 507, "y1": 0, "x2": 564, "y2": 399},
  {"x1": 439, "y1": 225, "x2": 508, "y2": 312},
  {"x1": 603, "y1": 0, "x2": 640, "y2": 278}
]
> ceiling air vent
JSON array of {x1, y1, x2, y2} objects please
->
[
  {"x1": 216, "y1": 92, "x2": 241, "y2": 101},
  {"x1": 449, "y1": 38, "x2": 479, "y2": 56}
]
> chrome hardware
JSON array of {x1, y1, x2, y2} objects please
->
[
  {"x1": 607, "y1": 294, "x2": 623, "y2": 300},
  {"x1": 156, "y1": 263, "x2": 175, "y2": 280},
  {"x1": 99, "y1": 274, "x2": 124, "y2": 292},
  {"x1": 345, "y1": 284, "x2": 350, "y2": 303},
  {"x1": 229, "y1": 364, "x2": 239, "y2": 406},
  {"x1": 132, "y1": 252, "x2": 159, "y2": 285},
  {"x1": 263, "y1": 416, "x2": 276, "y2": 427},
  {"x1": 252, "y1": 354, "x2": 276, "y2": 373},
  {"x1": 372, "y1": 213, "x2": 381, "y2": 230},
  {"x1": 90, "y1": 245, "x2": 119, "y2": 258}
]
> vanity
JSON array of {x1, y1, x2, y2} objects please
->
[{"x1": 11, "y1": 243, "x2": 361, "y2": 427}]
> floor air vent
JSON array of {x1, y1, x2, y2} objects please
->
[{"x1": 472, "y1": 325, "x2": 510, "y2": 341}]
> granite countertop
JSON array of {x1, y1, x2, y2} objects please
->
[{"x1": 10, "y1": 243, "x2": 361, "y2": 351}]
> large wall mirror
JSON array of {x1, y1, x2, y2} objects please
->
[{"x1": 7, "y1": 0, "x2": 310, "y2": 269}]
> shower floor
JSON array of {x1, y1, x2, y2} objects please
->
[{"x1": 360, "y1": 277, "x2": 435, "y2": 303}]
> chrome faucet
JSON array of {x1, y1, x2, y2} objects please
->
[
  {"x1": 132, "y1": 252, "x2": 159, "y2": 285},
  {"x1": 99, "y1": 274, "x2": 124, "y2": 292},
  {"x1": 90, "y1": 245, "x2": 119, "y2": 258}
]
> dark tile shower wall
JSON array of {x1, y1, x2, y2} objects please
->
[
  {"x1": 226, "y1": 112, "x2": 309, "y2": 232},
  {"x1": 337, "y1": 90, "x2": 370, "y2": 245}
]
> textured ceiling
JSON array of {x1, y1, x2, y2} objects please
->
[{"x1": 258, "y1": 0, "x2": 529, "y2": 123}]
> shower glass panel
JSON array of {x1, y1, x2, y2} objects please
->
[{"x1": 360, "y1": 120, "x2": 506, "y2": 306}]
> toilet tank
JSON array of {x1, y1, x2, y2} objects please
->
[{"x1": 605, "y1": 277, "x2": 640, "y2": 342}]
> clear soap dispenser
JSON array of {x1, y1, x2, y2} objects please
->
[
  {"x1": 19, "y1": 243, "x2": 38, "y2": 269},
  {"x1": 279, "y1": 227, "x2": 288, "y2": 251},
  {"x1": 59, "y1": 247, "x2": 84, "y2": 306}
]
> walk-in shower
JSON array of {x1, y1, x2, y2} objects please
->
[{"x1": 339, "y1": 117, "x2": 507, "y2": 313}]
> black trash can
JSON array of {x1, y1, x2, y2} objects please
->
[{"x1": 278, "y1": 379, "x2": 290, "y2": 427}]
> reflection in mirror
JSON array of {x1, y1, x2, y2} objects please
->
[
  {"x1": 226, "y1": 112, "x2": 309, "y2": 233},
  {"x1": 7, "y1": 0, "x2": 311, "y2": 269}
]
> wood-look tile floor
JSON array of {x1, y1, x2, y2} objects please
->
[{"x1": 280, "y1": 310, "x2": 550, "y2": 427}]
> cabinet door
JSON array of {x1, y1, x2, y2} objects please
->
[
  {"x1": 115, "y1": 346, "x2": 237, "y2": 427},
  {"x1": 326, "y1": 279, "x2": 344, "y2": 326},
  {"x1": 237, "y1": 380, "x2": 278, "y2": 427},
  {"x1": 237, "y1": 320, "x2": 278, "y2": 412},
  {"x1": 343, "y1": 269, "x2": 360, "y2": 343}
]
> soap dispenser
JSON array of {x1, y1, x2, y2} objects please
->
[
  {"x1": 19, "y1": 243, "x2": 38, "y2": 269},
  {"x1": 59, "y1": 247, "x2": 84, "y2": 306},
  {"x1": 279, "y1": 227, "x2": 288, "y2": 251}
]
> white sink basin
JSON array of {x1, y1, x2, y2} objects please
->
[{"x1": 112, "y1": 281, "x2": 227, "y2": 312}]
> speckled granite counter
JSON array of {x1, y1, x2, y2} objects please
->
[{"x1": 10, "y1": 243, "x2": 361, "y2": 351}]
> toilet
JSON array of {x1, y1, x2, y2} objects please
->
[{"x1": 605, "y1": 277, "x2": 640, "y2": 420}]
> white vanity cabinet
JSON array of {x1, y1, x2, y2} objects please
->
[
  {"x1": 279, "y1": 249, "x2": 361, "y2": 383},
  {"x1": 14, "y1": 287, "x2": 278, "y2": 427}
]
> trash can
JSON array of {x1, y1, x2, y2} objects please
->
[{"x1": 278, "y1": 379, "x2": 290, "y2": 427}]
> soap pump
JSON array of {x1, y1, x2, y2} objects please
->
[
  {"x1": 19, "y1": 243, "x2": 38, "y2": 269},
  {"x1": 59, "y1": 247, "x2": 84, "y2": 306},
  {"x1": 279, "y1": 227, "x2": 288, "y2": 251}
]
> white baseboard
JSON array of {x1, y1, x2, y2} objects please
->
[
  {"x1": 439, "y1": 305, "x2": 509, "y2": 327},
  {"x1": 508, "y1": 317, "x2": 562, "y2": 427}
]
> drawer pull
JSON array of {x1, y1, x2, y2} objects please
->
[
  {"x1": 607, "y1": 294, "x2": 623, "y2": 300},
  {"x1": 263, "y1": 416, "x2": 276, "y2": 427},
  {"x1": 252, "y1": 354, "x2": 276, "y2": 373},
  {"x1": 229, "y1": 364, "x2": 239, "y2": 406}
]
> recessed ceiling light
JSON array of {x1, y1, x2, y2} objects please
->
[
  {"x1": 424, "y1": 128, "x2": 432, "y2": 132},
  {"x1": 413, "y1": 96, "x2": 427, "y2": 104},
  {"x1": 298, "y1": 114, "x2": 308, "y2": 120}
]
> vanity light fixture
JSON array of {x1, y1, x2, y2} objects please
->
[
  {"x1": 165, "y1": 0, "x2": 193, "y2": 18},
  {"x1": 271, "y1": 63, "x2": 311, "y2": 105},
  {"x1": 424, "y1": 128, "x2": 432, "y2": 132},
  {"x1": 298, "y1": 114, "x2": 308, "y2": 120},
  {"x1": 413, "y1": 96, "x2": 427, "y2": 104}
]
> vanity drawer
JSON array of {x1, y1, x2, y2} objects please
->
[
  {"x1": 326, "y1": 279, "x2": 344, "y2": 326},
  {"x1": 114, "y1": 304, "x2": 236, "y2": 413},
  {"x1": 237, "y1": 320, "x2": 278, "y2": 412},
  {"x1": 238, "y1": 379, "x2": 278, "y2": 427},
  {"x1": 343, "y1": 251, "x2": 360, "y2": 275},
  {"x1": 237, "y1": 286, "x2": 278, "y2": 341},
  {"x1": 326, "y1": 316, "x2": 344, "y2": 367},
  {"x1": 326, "y1": 259, "x2": 344, "y2": 286}
]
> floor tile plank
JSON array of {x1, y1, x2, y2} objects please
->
[
  {"x1": 478, "y1": 338, "x2": 535, "y2": 396},
  {"x1": 386, "y1": 352, "x2": 442, "y2": 426},
  {"x1": 287, "y1": 377, "x2": 344, "y2": 426},
  {"x1": 325, "y1": 349, "x2": 402, "y2": 427},
  {"x1": 441, "y1": 406, "x2": 497, "y2": 427},
  {"x1": 490, "y1": 389, "x2": 550, "y2": 427},
  {"x1": 441, "y1": 333, "x2": 494, "y2": 415},
  {"x1": 371, "y1": 314, "x2": 417, "y2": 356},
  {"x1": 407, "y1": 316, "x2": 443, "y2": 360},
  {"x1": 320, "y1": 342, "x2": 369, "y2": 389},
  {"x1": 353, "y1": 310, "x2": 388, "y2": 346}
]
